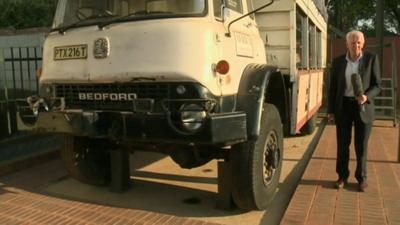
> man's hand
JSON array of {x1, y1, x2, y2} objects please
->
[
  {"x1": 328, "y1": 113, "x2": 335, "y2": 124},
  {"x1": 357, "y1": 94, "x2": 368, "y2": 105}
]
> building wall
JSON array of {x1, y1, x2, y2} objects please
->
[{"x1": 0, "y1": 28, "x2": 48, "y2": 48}]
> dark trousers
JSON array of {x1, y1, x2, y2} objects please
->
[{"x1": 335, "y1": 97, "x2": 372, "y2": 183}]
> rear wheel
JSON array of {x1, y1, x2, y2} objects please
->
[
  {"x1": 61, "y1": 136, "x2": 111, "y2": 186},
  {"x1": 231, "y1": 103, "x2": 283, "y2": 210}
]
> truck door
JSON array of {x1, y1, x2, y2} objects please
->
[{"x1": 212, "y1": 0, "x2": 265, "y2": 96}]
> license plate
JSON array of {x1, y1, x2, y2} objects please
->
[{"x1": 54, "y1": 45, "x2": 88, "y2": 60}]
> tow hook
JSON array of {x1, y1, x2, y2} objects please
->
[{"x1": 27, "y1": 95, "x2": 49, "y2": 116}]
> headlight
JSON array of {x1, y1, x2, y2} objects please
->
[{"x1": 179, "y1": 103, "x2": 206, "y2": 133}]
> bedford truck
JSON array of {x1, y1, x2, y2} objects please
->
[{"x1": 17, "y1": 0, "x2": 327, "y2": 210}]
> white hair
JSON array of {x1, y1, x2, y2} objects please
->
[{"x1": 346, "y1": 30, "x2": 365, "y2": 43}]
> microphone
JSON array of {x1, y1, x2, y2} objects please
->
[{"x1": 351, "y1": 73, "x2": 365, "y2": 112}]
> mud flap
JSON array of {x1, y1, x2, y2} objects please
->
[
  {"x1": 109, "y1": 149, "x2": 131, "y2": 192},
  {"x1": 217, "y1": 161, "x2": 235, "y2": 210}
]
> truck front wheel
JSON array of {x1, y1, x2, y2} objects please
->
[
  {"x1": 231, "y1": 103, "x2": 283, "y2": 210},
  {"x1": 61, "y1": 136, "x2": 111, "y2": 186}
]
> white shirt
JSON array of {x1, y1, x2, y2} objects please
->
[{"x1": 344, "y1": 52, "x2": 362, "y2": 97}]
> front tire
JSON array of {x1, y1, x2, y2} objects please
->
[
  {"x1": 231, "y1": 103, "x2": 283, "y2": 210},
  {"x1": 61, "y1": 136, "x2": 111, "y2": 186}
]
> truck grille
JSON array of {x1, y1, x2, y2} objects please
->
[{"x1": 55, "y1": 83, "x2": 171, "y2": 111}]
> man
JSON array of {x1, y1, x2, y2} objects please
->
[{"x1": 328, "y1": 30, "x2": 381, "y2": 192}]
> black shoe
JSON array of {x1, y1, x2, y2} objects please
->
[
  {"x1": 334, "y1": 178, "x2": 347, "y2": 189},
  {"x1": 358, "y1": 181, "x2": 368, "y2": 192}
]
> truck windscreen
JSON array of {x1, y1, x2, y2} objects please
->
[{"x1": 53, "y1": 0, "x2": 206, "y2": 30}]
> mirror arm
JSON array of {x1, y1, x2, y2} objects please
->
[
  {"x1": 225, "y1": 0, "x2": 275, "y2": 37},
  {"x1": 216, "y1": 4, "x2": 226, "y2": 22}
]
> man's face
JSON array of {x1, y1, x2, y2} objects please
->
[{"x1": 346, "y1": 34, "x2": 365, "y2": 58}]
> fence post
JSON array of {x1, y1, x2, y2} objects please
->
[
  {"x1": 394, "y1": 41, "x2": 400, "y2": 163},
  {"x1": 0, "y1": 49, "x2": 10, "y2": 135}
]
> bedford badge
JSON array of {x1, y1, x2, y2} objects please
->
[{"x1": 93, "y1": 37, "x2": 110, "y2": 59}]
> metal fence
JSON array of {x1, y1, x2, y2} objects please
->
[
  {"x1": 367, "y1": 42, "x2": 398, "y2": 126},
  {"x1": 0, "y1": 46, "x2": 42, "y2": 138}
]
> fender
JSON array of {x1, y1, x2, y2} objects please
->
[{"x1": 237, "y1": 64, "x2": 288, "y2": 140}]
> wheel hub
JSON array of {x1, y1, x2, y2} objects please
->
[{"x1": 263, "y1": 130, "x2": 279, "y2": 186}]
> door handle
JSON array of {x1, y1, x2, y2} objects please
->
[{"x1": 243, "y1": 22, "x2": 252, "y2": 28}]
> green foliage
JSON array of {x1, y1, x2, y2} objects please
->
[
  {"x1": 327, "y1": 0, "x2": 372, "y2": 31},
  {"x1": 0, "y1": 0, "x2": 398, "y2": 35},
  {"x1": 0, "y1": 0, "x2": 58, "y2": 29},
  {"x1": 385, "y1": 0, "x2": 400, "y2": 35},
  {"x1": 327, "y1": 0, "x2": 399, "y2": 35}
]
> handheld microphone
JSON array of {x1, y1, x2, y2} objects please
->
[{"x1": 351, "y1": 73, "x2": 365, "y2": 112}]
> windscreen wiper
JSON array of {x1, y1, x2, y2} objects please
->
[
  {"x1": 98, "y1": 11, "x2": 173, "y2": 29},
  {"x1": 56, "y1": 14, "x2": 117, "y2": 34}
]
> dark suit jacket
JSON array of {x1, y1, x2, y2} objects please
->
[{"x1": 328, "y1": 52, "x2": 381, "y2": 124}]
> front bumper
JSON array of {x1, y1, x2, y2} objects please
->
[{"x1": 17, "y1": 110, "x2": 247, "y2": 145}]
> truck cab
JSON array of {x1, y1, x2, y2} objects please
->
[{"x1": 46, "y1": 0, "x2": 266, "y2": 96}]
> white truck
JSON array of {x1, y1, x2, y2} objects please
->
[{"x1": 17, "y1": 0, "x2": 327, "y2": 210}]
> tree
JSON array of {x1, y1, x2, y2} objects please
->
[
  {"x1": 327, "y1": 0, "x2": 399, "y2": 35},
  {"x1": 385, "y1": 0, "x2": 400, "y2": 34},
  {"x1": 0, "y1": 0, "x2": 57, "y2": 29}
]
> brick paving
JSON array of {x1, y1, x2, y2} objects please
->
[
  {"x1": 0, "y1": 159, "x2": 222, "y2": 225},
  {"x1": 2, "y1": 121, "x2": 398, "y2": 225},
  {"x1": 281, "y1": 122, "x2": 400, "y2": 225}
]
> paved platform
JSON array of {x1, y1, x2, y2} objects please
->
[
  {"x1": 281, "y1": 121, "x2": 400, "y2": 225},
  {"x1": 0, "y1": 123, "x2": 321, "y2": 225},
  {"x1": 0, "y1": 159, "x2": 223, "y2": 225}
]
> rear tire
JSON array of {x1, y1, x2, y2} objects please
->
[
  {"x1": 61, "y1": 136, "x2": 111, "y2": 186},
  {"x1": 230, "y1": 103, "x2": 283, "y2": 210}
]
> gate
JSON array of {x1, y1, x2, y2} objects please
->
[
  {"x1": 368, "y1": 42, "x2": 398, "y2": 126},
  {"x1": 0, "y1": 46, "x2": 42, "y2": 138}
]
